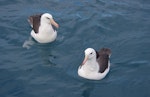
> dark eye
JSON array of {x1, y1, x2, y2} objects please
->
[{"x1": 90, "y1": 52, "x2": 93, "y2": 54}]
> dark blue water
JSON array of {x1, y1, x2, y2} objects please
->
[{"x1": 0, "y1": 0, "x2": 150, "y2": 97}]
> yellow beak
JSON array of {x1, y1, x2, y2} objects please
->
[
  {"x1": 81, "y1": 55, "x2": 88, "y2": 66},
  {"x1": 50, "y1": 18, "x2": 59, "y2": 28}
]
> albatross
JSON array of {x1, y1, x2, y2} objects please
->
[
  {"x1": 28, "y1": 13, "x2": 59, "y2": 43},
  {"x1": 78, "y1": 48, "x2": 111, "y2": 80}
]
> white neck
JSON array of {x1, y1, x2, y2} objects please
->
[
  {"x1": 83, "y1": 58, "x2": 99, "y2": 73},
  {"x1": 40, "y1": 20, "x2": 54, "y2": 32}
]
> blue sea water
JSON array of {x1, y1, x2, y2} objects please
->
[{"x1": 0, "y1": 0, "x2": 150, "y2": 97}]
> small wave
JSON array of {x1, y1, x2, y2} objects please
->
[
  {"x1": 56, "y1": 35, "x2": 64, "y2": 42},
  {"x1": 22, "y1": 37, "x2": 35, "y2": 49}
]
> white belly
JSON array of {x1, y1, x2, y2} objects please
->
[{"x1": 30, "y1": 25, "x2": 57, "y2": 43}]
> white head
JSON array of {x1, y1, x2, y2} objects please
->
[
  {"x1": 81, "y1": 48, "x2": 97, "y2": 65},
  {"x1": 41, "y1": 13, "x2": 59, "y2": 28}
]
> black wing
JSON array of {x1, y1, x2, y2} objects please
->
[
  {"x1": 96, "y1": 48, "x2": 111, "y2": 73},
  {"x1": 28, "y1": 14, "x2": 42, "y2": 33}
]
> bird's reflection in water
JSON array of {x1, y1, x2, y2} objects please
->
[
  {"x1": 37, "y1": 44, "x2": 57, "y2": 67},
  {"x1": 81, "y1": 82, "x2": 95, "y2": 97}
]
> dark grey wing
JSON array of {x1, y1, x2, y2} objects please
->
[
  {"x1": 96, "y1": 48, "x2": 111, "y2": 73},
  {"x1": 28, "y1": 14, "x2": 42, "y2": 33},
  {"x1": 28, "y1": 16, "x2": 33, "y2": 27}
]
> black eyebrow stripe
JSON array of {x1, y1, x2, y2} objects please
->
[{"x1": 46, "y1": 17, "x2": 50, "y2": 19}]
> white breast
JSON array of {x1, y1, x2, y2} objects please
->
[{"x1": 78, "y1": 61, "x2": 110, "y2": 80}]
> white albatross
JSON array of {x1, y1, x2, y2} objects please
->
[
  {"x1": 78, "y1": 48, "x2": 111, "y2": 80},
  {"x1": 28, "y1": 13, "x2": 59, "y2": 43}
]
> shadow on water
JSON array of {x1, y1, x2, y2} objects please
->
[
  {"x1": 80, "y1": 82, "x2": 94, "y2": 97},
  {"x1": 77, "y1": 77, "x2": 112, "y2": 97},
  {"x1": 36, "y1": 44, "x2": 57, "y2": 67}
]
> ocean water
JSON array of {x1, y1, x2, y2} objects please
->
[{"x1": 0, "y1": 0, "x2": 150, "y2": 97}]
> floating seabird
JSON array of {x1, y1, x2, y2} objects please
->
[
  {"x1": 28, "y1": 13, "x2": 59, "y2": 43},
  {"x1": 78, "y1": 48, "x2": 111, "y2": 80}
]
